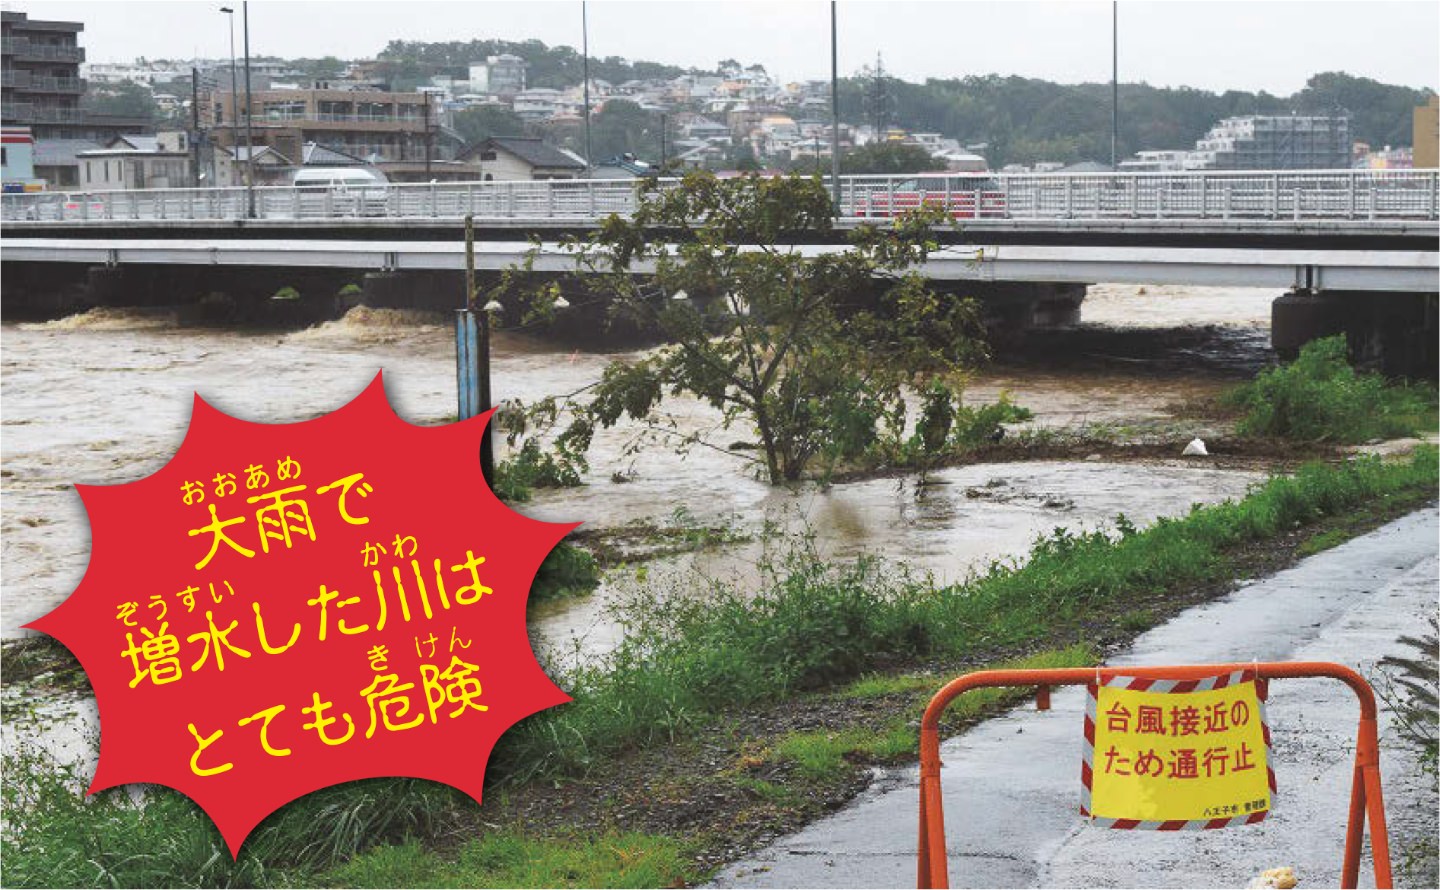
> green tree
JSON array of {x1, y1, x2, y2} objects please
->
[
  {"x1": 81, "y1": 81, "x2": 156, "y2": 120},
  {"x1": 453, "y1": 105, "x2": 529, "y2": 145},
  {"x1": 589, "y1": 99, "x2": 662, "y2": 161},
  {"x1": 496, "y1": 173, "x2": 985, "y2": 484},
  {"x1": 839, "y1": 142, "x2": 946, "y2": 175}
]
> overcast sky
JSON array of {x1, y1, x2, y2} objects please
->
[{"x1": 8, "y1": 1, "x2": 1437, "y2": 95}]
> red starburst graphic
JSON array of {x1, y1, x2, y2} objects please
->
[{"x1": 27, "y1": 372, "x2": 576, "y2": 856}]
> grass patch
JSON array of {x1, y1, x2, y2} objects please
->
[
  {"x1": 775, "y1": 646, "x2": 1096, "y2": 779},
  {"x1": 840, "y1": 672, "x2": 940, "y2": 699},
  {"x1": 728, "y1": 776, "x2": 797, "y2": 805},
  {"x1": 1224, "y1": 336, "x2": 1437, "y2": 443},
  {"x1": 771, "y1": 724, "x2": 916, "y2": 779},
  {"x1": 1296, "y1": 527, "x2": 1353, "y2": 557},
  {"x1": 319, "y1": 831, "x2": 691, "y2": 889}
]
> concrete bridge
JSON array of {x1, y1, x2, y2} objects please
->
[{"x1": 3, "y1": 171, "x2": 1436, "y2": 374}]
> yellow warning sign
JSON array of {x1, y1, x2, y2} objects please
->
[{"x1": 1083, "y1": 671, "x2": 1273, "y2": 827}]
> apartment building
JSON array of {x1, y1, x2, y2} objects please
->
[
  {"x1": 2, "y1": 10, "x2": 86, "y2": 139},
  {"x1": 201, "y1": 86, "x2": 450, "y2": 165},
  {"x1": 1184, "y1": 115, "x2": 1351, "y2": 170}
]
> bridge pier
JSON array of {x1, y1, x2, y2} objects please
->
[
  {"x1": 962, "y1": 282, "x2": 1088, "y2": 347},
  {"x1": 1273, "y1": 289, "x2": 1437, "y2": 379},
  {"x1": 360, "y1": 270, "x2": 464, "y2": 311},
  {"x1": 0, "y1": 262, "x2": 93, "y2": 318}
]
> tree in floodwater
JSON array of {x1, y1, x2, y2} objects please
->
[{"x1": 495, "y1": 172, "x2": 986, "y2": 485}]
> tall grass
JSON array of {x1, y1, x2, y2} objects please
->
[
  {"x1": 1225, "y1": 336, "x2": 1437, "y2": 442},
  {"x1": 1, "y1": 744, "x2": 465, "y2": 888},
  {"x1": 494, "y1": 448, "x2": 1439, "y2": 781}
]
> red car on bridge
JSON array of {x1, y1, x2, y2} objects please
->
[{"x1": 850, "y1": 174, "x2": 1007, "y2": 219}]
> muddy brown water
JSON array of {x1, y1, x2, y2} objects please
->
[{"x1": 2, "y1": 286, "x2": 1277, "y2": 661}]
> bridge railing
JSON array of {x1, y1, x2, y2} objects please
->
[
  {"x1": 3, "y1": 170, "x2": 1436, "y2": 225},
  {"x1": 839, "y1": 169, "x2": 1439, "y2": 221}
]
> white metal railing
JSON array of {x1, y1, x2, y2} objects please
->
[{"x1": 3, "y1": 170, "x2": 1436, "y2": 226}]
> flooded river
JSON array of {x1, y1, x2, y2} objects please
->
[{"x1": 2, "y1": 285, "x2": 1277, "y2": 656}]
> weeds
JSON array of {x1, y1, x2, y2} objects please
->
[
  {"x1": 1225, "y1": 336, "x2": 1437, "y2": 443},
  {"x1": 318, "y1": 831, "x2": 691, "y2": 888},
  {"x1": 530, "y1": 543, "x2": 601, "y2": 603},
  {"x1": 0, "y1": 740, "x2": 466, "y2": 888}
]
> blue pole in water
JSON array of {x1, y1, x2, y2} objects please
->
[{"x1": 456, "y1": 215, "x2": 494, "y2": 486}]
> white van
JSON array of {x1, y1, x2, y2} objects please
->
[{"x1": 291, "y1": 167, "x2": 390, "y2": 216}]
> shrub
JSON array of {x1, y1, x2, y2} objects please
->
[{"x1": 1225, "y1": 336, "x2": 1436, "y2": 442}]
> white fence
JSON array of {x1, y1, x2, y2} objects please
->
[{"x1": 3, "y1": 170, "x2": 1436, "y2": 225}]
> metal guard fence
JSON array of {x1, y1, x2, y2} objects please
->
[{"x1": 3, "y1": 170, "x2": 1436, "y2": 224}]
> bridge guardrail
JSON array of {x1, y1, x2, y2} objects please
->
[{"x1": 3, "y1": 170, "x2": 1436, "y2": 225}]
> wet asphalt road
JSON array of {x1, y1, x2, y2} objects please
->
[{"x1": 711, "y1": 507, "x2": 1439, "y2": 889}]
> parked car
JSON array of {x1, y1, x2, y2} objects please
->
[
  {"x1": 58, "y1": 192, "x2": 109, "y2": 220},
  {"x1": 851, "y1": 174, "x2": 1007, "y2": 219}
]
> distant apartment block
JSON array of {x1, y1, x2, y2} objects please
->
[
  {"x1": 1117, "y1": 149, "x2": 1189, "y2": 173},
  {"x1": 468, "y1": 54, "x2": 526, "y2": 97},
  {"x1": 200, "y1": 87, "x2": 449, "y2": 165},
  {"x1": 1183, "y1": 115, "x2": 1351, "y2": 170}
]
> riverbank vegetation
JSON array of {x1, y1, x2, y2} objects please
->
[
  {"x1": 1225, "y1": 336, "x2": 1437, "y2": 443},
  {"x1": 5, "y1": 447, "x2": 1435, "y2": 888}
]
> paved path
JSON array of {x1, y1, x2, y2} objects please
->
[{"x1": 712, "y1": 508, "x2": 1439, "y2": 889}]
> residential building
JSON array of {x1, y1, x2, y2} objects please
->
[
  {"x1": 1184, "y1": 115, "x2": 1351, "y2": 170},
  {"x1": 1415, "y1": 95, "x2": 1438, "y2": 168},
  {"x1": 3, "y1": 10, "x2": 86, "y2": 138},
  {"x1": 468, "y1": 54, "x2": 526, "y2": 98},
  {"x1": 457, "y1": 137, "x2": 585, "y2": 180},
  {"x1": 200, "y1": 87, "x2": 453, "y2": 165},
  {"x1": 4, "y1": 9, "x2": 148, "y2": 184},
  {"x1": 681, "y1": 115, "x2": 729, "y2": 141},
  {"x1": 1118, "y1": 149, "x2": 1189, "y2": 173},
  {"x1": 78, "y1": 131, "x2": 191, "y2": 189},
  {"x1": 512, "y1": 88, "x2": 563, "y2": 121}
]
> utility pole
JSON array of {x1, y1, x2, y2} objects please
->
[
  {"x1": 659, "y1": 111, "x2": 667, "y2": 170},
  {"x1": 582, "y1": 1, "x2": 593, "y2": 170},
  {"x1": 424, "y1": 91, "x2": 433, "y2": 177},
  {"x1": 242, "y1": 0, "x2": 255, "y2": 216},
  {"x1": 829, "y1": 0, "x2": 841, "y2": 211},
  {"x1": 190, "y1": 67, "x2": 202, "y2": 186},
  {"x1": 1111, "y1": 1, "x2": 1119, "y2": 170},
  {"x1": 220, "y1": 7, "x2": 238, "y2": 187}
]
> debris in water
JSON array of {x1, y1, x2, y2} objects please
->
[{"x1": 1182, "y1": 438, "x2": 1209, "y2": 456}]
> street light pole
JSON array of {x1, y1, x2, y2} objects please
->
[
  {"x1": 582, "y1": 1, "x2": 593, "y2": 171},
  {"x1": 242, "y1": 0, "x2": 255, "y2": 217},
  {"x1": 1111, "y1": 1, "x2": 1119, "y2": 170},
  {"x1": 829, "y1": 0, "x2": 841, "y2": 211},
  {"x1": 219, "y1": 7, "x2": 238, "y2": 188}
]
